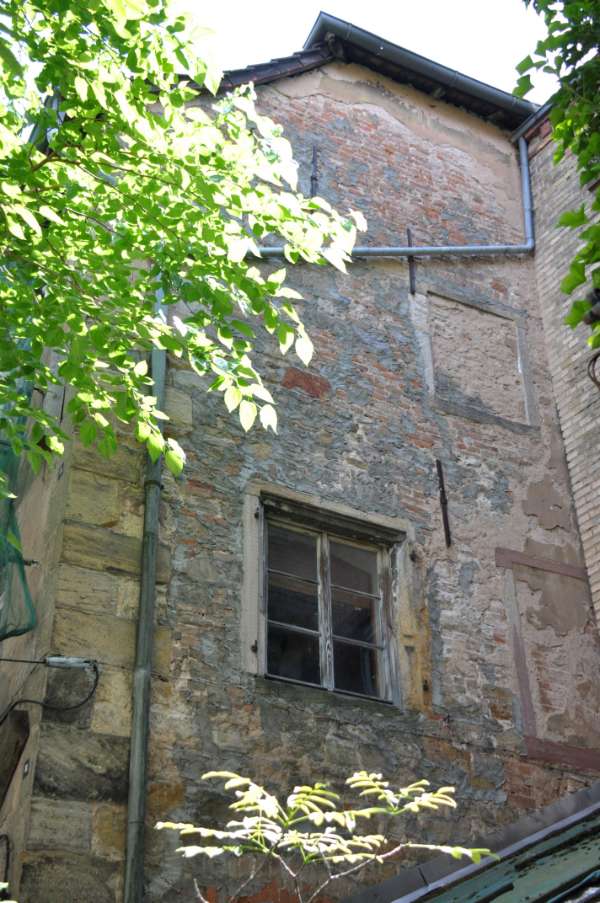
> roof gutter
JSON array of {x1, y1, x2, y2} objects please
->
[
  {"x1": 303, "y1": 13, "x2": 536, "y2": 124},
  {"x1": 511, "y1": 99, "x2": 553, "y2": 142},
  {"x1": 258, "y1": 136, "x2": 534, "y2": 260}
]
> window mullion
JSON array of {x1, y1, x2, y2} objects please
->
[
  {"x1": 377, "y1": 547, "x2": 391, "y2": 702},
  {"x1": 319, "y1": 532, "x2": 334, "y2": 690}
]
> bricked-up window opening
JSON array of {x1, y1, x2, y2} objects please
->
[{"x1": 262, "y1": 500, "x2": 401, "y2": 702}]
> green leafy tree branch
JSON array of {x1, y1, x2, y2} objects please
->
[
  {"x1": 515, "y1": 1, "x2": 600, "y2": 344},
  {"x1": 158, "y1": 771, "x2": 491, "y2": 903},
  {"x1": 0, "y1": 0, "x2": 365, "y2": 495}
]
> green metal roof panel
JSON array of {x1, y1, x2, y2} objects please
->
[{"x1": 345, "y1": 783, "x2": 600, "y2": 903}]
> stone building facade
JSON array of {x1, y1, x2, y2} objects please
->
[{"x1": 1, "y1": 14, "x2": 599, "y2": 903}]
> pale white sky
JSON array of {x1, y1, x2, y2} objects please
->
[{"x1": 176, "y1": 0, "x2": 556, "y2": 104}]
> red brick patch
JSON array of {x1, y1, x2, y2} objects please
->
[{"x1": 282, "y1": 367, "x2": 331, "y2": 399}]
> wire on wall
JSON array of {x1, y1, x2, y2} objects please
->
[{"x1": 0, "y1": 657, "x2": 99, "y2": 728}]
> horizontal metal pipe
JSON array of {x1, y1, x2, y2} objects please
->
[
  {"x1": 259, "y1": 242, "x2": 533, "y2": 259},
  {"x1": 257, "y1": 135, "x2": 534, "y2": 261}
]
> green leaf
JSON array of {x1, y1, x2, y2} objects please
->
[
  {"x1": 136, "y1": 420, "x2": 151, "y2": 441},
  {"x1": 239, "y1": 400, "x2": 257, "y2": 431},
  {"x1": 146, "y1": 432, "x2": 165, "y2": 462},
  {"x1": 79, "y1": 420, "x2": 97, "y2": 445},
  {"x1": 38, "y1": 205, "x2": 66, "y2": 225},
  {"x1": 564, "y1": 299, "x2": 591, "y2": 328},
  {"x1": 321, "y1": 246, "x2": 348, "y2": 273},
  {"x1": 259, "y1": 404, "x2": 277, "y2": 433},
  {"x1": 561, "y1": 262, "x2": 587, "y2": 294},
  {"x1": 74, "y1": 76, "x2": 89, "y2": 102},
  {"x1": 295, "y1": 332, "x2": 314, "y2": 366},
  {"x1": 13, "y1": 205, "x2": 42, "y2": 236},
  {"x1": 277, "y1": 324, "x2": 295, "y2": 354},
  {"x1": 224, "y1": 386, "x2": 242, "y2": 412},
  {"x1": 249, "y1": 383, "x2": 274, "y2": 404},
  {"x1": 204, "y1": 61, "x2": 223, "y2": 96},
  {"x1": 0, "y1": 0, "x2": 360, "y2": 502},
  {"x1": 0, "y1": 42, "x2": 23, "y2": 78},
  {"x1": 1, "y1": 181, "x2": 21, "y2": 199},
  {"x1": 516, "y1": 54, "x2": 534, "y2": 75},
  {"x1": 514, "y1": 74, "x2": 533, "y2": 97},
  {"x1": 557, "y1": 205, "x2": 587, "y2": 228},
  {"x1": 267, "y1": 268, "x2": 286, "y2": 288},
  {"x1": 165, "y1": 441, "x2": 185, "y2": 476},
  {"x1": 92, "y1": 79, "x2": 107, "y2": 108},
  {"x1": 5, "y1": 216, "x2": 26, "y2": 241},
  {"x1": 48, "y1": 435, "x2": 64, "y2": 454}
]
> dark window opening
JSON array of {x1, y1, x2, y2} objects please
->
[{"x1": 262, "y1": 503, "x2": 400, "y2": 702}]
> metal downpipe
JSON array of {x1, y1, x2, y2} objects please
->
[
  {"x1": 258, "y1": 136, "x2": 534, "y2": 260},
  {"x1": 124, "y1": 298, "x2": 167, "y2": 903}
]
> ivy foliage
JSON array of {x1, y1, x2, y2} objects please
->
[
  {"x1": 0, "y1": 0, "x2": 365, "y2": 493},
  {"x1": 515, "y1": 1, "x2": 600, "y2": 342},
  {"x1": 158, "y1": 771, "x2": 491, "y2": 903}
]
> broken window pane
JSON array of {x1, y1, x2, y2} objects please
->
[
  {"x1": 332, "y1": 587, "x2": 376, "y2": 642},
  {"x1": 268, "y1": 524, "x2": 317, "y2": 581},
  {"x1": 334, "y1": 641, "x2": 378, "y2": 697},
  {"x1": 330, "y1": 540, "x2": 377, "y2": 595},
  {"x1": 268, "y1": 572, "x2": 319, "y2": 631},
  {"x1": 267, "y1": 625, "x2": 320, "y2": 685}
]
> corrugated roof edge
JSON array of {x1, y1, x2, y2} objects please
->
[{"x1": 343, "y1": 779, "x2": 600, "y2": 903}]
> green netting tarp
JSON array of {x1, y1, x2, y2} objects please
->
[{"x1": 0, "y1": 442, "x2": 36, "y2": 641}]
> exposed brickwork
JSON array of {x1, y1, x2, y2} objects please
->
[
  {"x1": 3, "y1": 61, "x2": 600, "y2": 903},
  {"x1": 529, "y1": 131, "x2": 600, "y2": 622},
  {"x1": 282, "y1": 366, "x2": 331, "y2": 398}
]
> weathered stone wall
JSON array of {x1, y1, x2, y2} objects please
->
[
  {"x1": 11, "y1": 61, "x2": 600, "y2": 903},
  {"x1": 142, "y1": 66, "x2": 599, "y2": 900},
  {"x1": 18, "y1": 434, "x2": 165, "y2": 902}
]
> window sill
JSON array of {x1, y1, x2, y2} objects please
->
[{"x1": 253, "y1": 673, "x2": 399, "y2": 714}]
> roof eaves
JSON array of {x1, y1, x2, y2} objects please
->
[
  {"x1": 303, "y1": 11, "x2": 537, "y2": 129},
  {"x1": 217, "y1": 44, "x2": 335, "y2": 92}
]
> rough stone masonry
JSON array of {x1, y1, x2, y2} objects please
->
[{"x1": 1, "y1": 36, "x2": 600, "y2": 903}]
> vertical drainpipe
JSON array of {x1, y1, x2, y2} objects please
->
[
  {"x1": 124, "y1": 292, "x2": 166, "y2": 903},
  {"x1": 518, "y1": 135, "x2": 534, "y2": 249}
]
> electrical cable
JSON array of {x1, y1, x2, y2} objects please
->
[
  {"x1": 0, "y1": 661, "x2": 99, "y2": 728},
  {"x1": 0, "y1": 657, "x2": 46, "y2": 665},
  {"x1": 587, "y1": 349, "x2": 600, "y2": 390}
]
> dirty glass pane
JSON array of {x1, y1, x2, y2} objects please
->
[
  {"x1": 332, "y1": 588, "x2": 376, "y2": 642},
  {"x1": 267, "y1": 625, "x2": 320, "y2": 685},
  {"x1": 268, "y1": 524, "x2": 317, "y2": 581},
  {"x1": 333, "y1": 641, "x2": 378, "y2": 697},
  {"x1": 268, "y1": 572, "x2": 318, "y2": 631},
  {"x1": 330, "y1": 540, "x2": 377, "y2": 595}
]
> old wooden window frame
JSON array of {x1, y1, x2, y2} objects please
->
[{"x1": 257, "y1": 494, "x2": 403, "y2": 704}]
